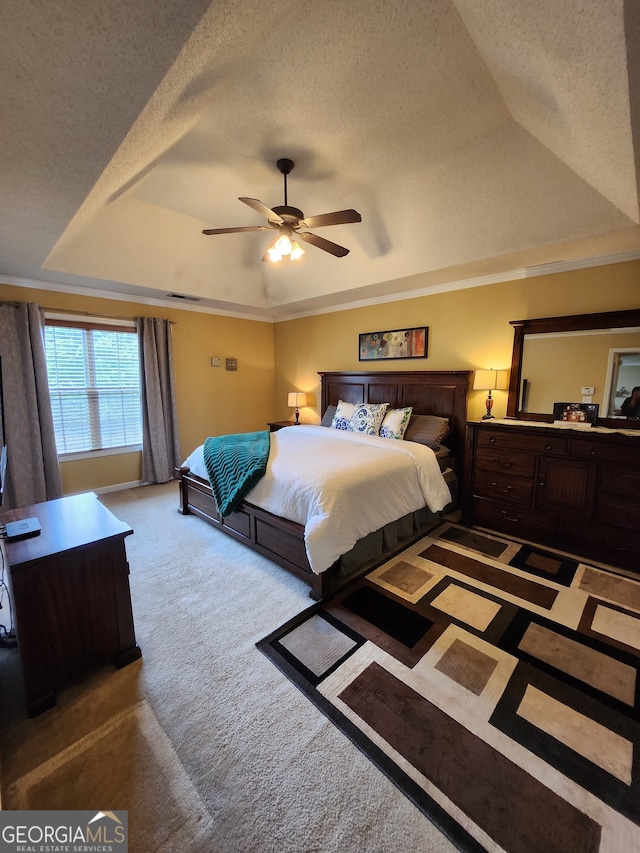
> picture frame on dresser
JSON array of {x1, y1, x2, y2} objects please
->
[{"x1": 552, "y1": 402, "x2": 599, "y2": 425}]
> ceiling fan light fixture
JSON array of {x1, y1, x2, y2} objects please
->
[{"x1": 267, "y1": 227, "x2": 305, "y2": 262}]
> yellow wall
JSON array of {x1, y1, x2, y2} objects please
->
[
  {"x1": 0, "y1": 283, "x2": 275, "y2": 494},
  {"x1": 274, "y1": 260, "x2": 640, "y2": 423},
  {"x1": 2, "y1": 259, "x2": 639, "y2": 493}
]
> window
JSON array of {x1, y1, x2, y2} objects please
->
[{"x1": 44, "y1": 319, "x2": 142, "y2": 455}]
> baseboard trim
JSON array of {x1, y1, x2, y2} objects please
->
[{"x1": 67, "y1": 480, "x2": 144, "y2": 497}]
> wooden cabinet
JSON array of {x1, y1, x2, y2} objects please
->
[
  {"x1": 2, "y1": 493, "x2": 141, "y2": 716},
  {"x1": 462, "y1": 421, "x2": 640, "y2": 572}
]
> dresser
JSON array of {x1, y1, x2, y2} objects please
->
[
  {"x1": 2, "y1": 492, "x2": 141, "y2": 715},
  {"x1": 462, "y1": 420, "x2": 640, "y2": 572}
]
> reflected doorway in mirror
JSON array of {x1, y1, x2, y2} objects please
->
[{"x1": 603, "y1": 348, "x2": 640, "y2": 418}]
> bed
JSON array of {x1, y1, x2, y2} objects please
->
[{"x1": 177, "y1": 369, "x2": 472, "y2": 598}]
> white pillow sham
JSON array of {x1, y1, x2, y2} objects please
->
[
  {"x1": 330, "y1": 399, "x2": 356, "y2": 430},
  {"x1": 379, "y1": 406, "x2": 413, "y2": 440}
]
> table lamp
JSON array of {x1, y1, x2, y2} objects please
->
[
  {"x1": 287, "y1": 392, "x2": 308, "y2": 425},
  {"x1": 473, "y1": 370, "x2": 509, "y2": 419}
]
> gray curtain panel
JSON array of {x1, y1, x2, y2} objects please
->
[
  {"x1": 137, "y1": 317, "x2": 181, "y2": 484},
  {"x1": 0, "y1": 302, "x2": 63, "y2": 508}
]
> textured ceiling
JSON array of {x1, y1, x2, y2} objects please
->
[{"x1": 2, "y1": 0, "x2": 639, "y2": 319}]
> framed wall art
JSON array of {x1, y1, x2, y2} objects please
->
[{"x1": 359, "y1": 327, "x2": 428, "y2": 361}]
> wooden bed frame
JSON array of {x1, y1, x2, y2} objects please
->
[{"x1": 178, "y1": 369, "x2": 472, "y2": 599}]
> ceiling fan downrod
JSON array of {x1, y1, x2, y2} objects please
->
[{"x1": 277, "y1": 158, "x2": 294, "y2": 207}]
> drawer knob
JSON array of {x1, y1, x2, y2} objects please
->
[
  {"x1": 537, "y1": 480, "x2": 545, "y2": 487},
  {"x1": 490, "y1": 482, "x2": 512, "y2": 494},
  {"x1": 489, "y1": 436, "x2": 497, "y2": 444},
  {"x1": 545, "y1": 443, "x2": 552, "y2": 450},
  {"x1": 589, "y1": 448, "x2": 597, "y2": 456}
]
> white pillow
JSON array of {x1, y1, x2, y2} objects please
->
[
  {"x1": 380, "y1": 406, "x2": 413, "y2": 440},
  {"x1": 331, "y1": 399, "x2": 356, "y2": 430},
  {"x1": 348, "y1": 402, "x2": 389, "y2": 435}
]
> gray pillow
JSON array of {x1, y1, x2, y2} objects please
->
[
  {"x1": 320, "y1": 405, "x2": 337, "y2": 427},
  {"x1": 404, "y1": 415, "x2": 450, "y2": 449}
]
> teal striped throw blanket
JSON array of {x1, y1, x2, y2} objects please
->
[{"x1": 202, "y1": 430, "x2": 271, "y2": 517}]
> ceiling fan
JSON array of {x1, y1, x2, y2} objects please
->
[{"x1": 202, "y1": 158, "x2": 361, "y2": 262}]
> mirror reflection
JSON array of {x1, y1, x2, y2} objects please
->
[
  {"x1": 605, "y1": 349, "x2": 640, "y2": 418},
  {"x1": 520, "y1": 327, "x2": 640, "y2": 418}
]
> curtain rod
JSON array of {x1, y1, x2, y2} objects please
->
[{"x1": 42, "y1": 307, "x2": 177, "y2": 323}]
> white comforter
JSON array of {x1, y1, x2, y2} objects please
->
[{"x1": 182, "y1": 424, "x2": 451, "y2": 575}]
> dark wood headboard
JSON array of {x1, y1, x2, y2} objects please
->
[{"x1": 319, "y1": 370, "x2": 473, "y2": 472}]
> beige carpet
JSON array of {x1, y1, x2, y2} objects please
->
[{"x1": 0, "y1": 483, "x2": 458, "y2": 853}]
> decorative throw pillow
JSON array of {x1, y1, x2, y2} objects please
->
[
  {"x1": 331, "y1": 400, "x2": 356, "y2": 430},
  {"x1": 347, "y1": 402, "x2": 389, "y2": 435},
  {"x1": 379, "y1": 406, "x2": 413, "y2": 440},
  {"x1": 404, "y1": 415, "x2": 450, "y2": 449}
]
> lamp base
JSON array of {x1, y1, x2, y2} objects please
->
[
  {"x1": 294, "y1": 409, "x2": 300, "y2": 425},
  {"x1": 482, "y1": 392, "x2": 495, "y2": 420}
]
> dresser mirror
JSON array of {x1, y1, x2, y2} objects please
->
[{"x1": 507, "y1": 309, "x2": 640, "y2": 428}]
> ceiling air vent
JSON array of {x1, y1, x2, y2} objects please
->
[{"x1": 167, "y1": 293, "x2": 201, "y2": 302}]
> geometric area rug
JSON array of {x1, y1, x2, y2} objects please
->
[{"x1": 257, "y1": 522, "x2": 640, "y2": 853}]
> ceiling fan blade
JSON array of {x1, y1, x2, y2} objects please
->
[
  {"x1": 298, "y1": 231, "x2": 350, "y2": 257},
  {"x1": 239, "y1": 197, "x2": 284, "y2": 224},
  {"x1": 202, "y1": 225, "x2": 271, "y2": 235},
  {"x1": 300, "y1": 209, "x2": 362, "y2": 228}
]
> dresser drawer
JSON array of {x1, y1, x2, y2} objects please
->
[
  {"x1": 474, "y1": 471, "x2": 533, "y2": 506},
  {"x1": 569, "y1": 439, "x2": 640, "y2": 466},
  {"x1": 476, "y1": 446, "x2": 536, "y2": 479},
  {"x1": 562, "y1": 517, "x2": 636, "y2": 569},
  {"x1": 478, "y1": 430, "x2": 567, "y2": 455},
  {"x1": 473, "y1": 497, "x2": 559, "y2": 539},
  {"x1": 600, "y1": 464, "x2": 638, "y2": 499},
  {"x1": 597, "y1": 492, "x2": 640, "y2": 530}
]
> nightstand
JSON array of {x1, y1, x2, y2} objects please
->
[{"x1": 267, "y1": 420, "x2": 296, "y2": 432}]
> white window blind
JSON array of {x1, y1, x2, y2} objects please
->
[{"x1": 44, "y1": 320, "x2": 142, "y2": 454}]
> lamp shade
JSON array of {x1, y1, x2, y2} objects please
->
[
  {"x1": 473, "y1": 370, "x2": 509, "y2": 391},
  {"x1": 287, "y1": 392, "x2": 308, "y2": 408}
]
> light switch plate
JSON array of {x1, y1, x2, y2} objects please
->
[
  {"x1": 581, "y1": 386, "x2": 595, "y2": 395},
  {"x1": 210, "y1": 357, "x2": 221, "y2": 367},
  {"x1": 582, "y1": 395, "x2": 593, "y2": 403},
  {"x1": 225, "y1": 358, "x2": 237, "y2": 371}
]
